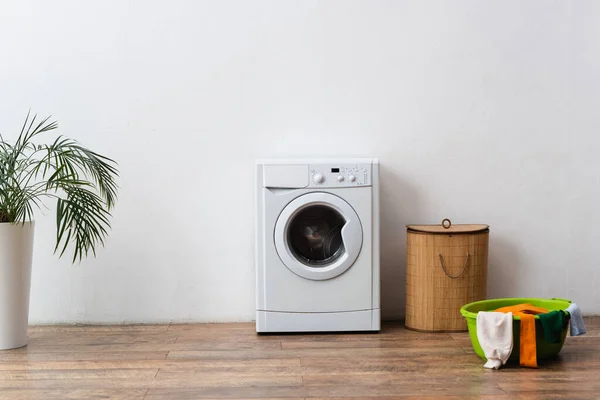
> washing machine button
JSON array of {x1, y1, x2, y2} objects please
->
[{"x1": 313, "y1": 173, "x2": 325, "y2": 184}]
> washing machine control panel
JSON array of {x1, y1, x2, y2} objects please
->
[{"x1": 308, "y1": 164, "x2": 372, "y2": 187}]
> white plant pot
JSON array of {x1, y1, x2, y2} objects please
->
[{"x1": 0, "y1": 222, "x2": 34, "y2": 350}]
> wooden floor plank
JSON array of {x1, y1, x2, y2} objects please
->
[
  {"x1": 0, "y1": 388, "x2": 147, "y2": 400},
  {"x1": 144, "y1": 386, "x2": 309, "y2": 399},
  {"x1": 0, "y1": 368, "x2": 158, "y2": 380},
  {"x1": 0, "y1": 319, "x2": 597, "y2": 399},
  {"x1": 303, "y1": 383, "x2": 507, "y2": 397},
  {"x1": 299, "y1": 353, "x2": 480, "y2": 367},
  {"x1": 302, "y1": 372, "x2": 489, "y2": 386},
  {"x1": 0, "y1": 351, "x2": 169, "y2": 362},
  {"x1": 145, "y1": 382, "x2": 507, "y2": 399},
  {"x1": 309, "y1": 397, "x2": 514, "y2": 400},
  {"x1": 27, "y1": 332, "x2": 179, "y2": 345},
  {"x1": 175, "y1": 334, "x2": 455, "y2": 344},
  {"x1": 28, "y1": 325, "x2": 169, "y2": 333},
  {"x1": 499, "y1": 380, "x2": 600, "y2": 393},
  {"x1": 518, "y1": 394, "x2": 598, "y2": 400},
  {"x1": 13, "y1": 341, "x2": 282, "y2": 353},
  {"x1": 0, "y1": 377, "x2": 302, "y2": 390},
  {"x1": 281, "y1": 339, "x2": 462, "y2": 350},
  {"x1": 0, "y1": 358, "x2": 302, "y2": 371},
  {"x1": 167, "y1": 346, "x2": 466, "y2": 361},
  {"x1": 153, "y1": 363, "x2": 483, "y2": 380}
]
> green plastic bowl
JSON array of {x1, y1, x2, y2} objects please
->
[{"x1": 460, "y1": 298, "x2": 571, "y2": 362}]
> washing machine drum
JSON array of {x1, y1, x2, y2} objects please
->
[{"x1": 274, "y1": 192, "x2": 363, "y2": 281}]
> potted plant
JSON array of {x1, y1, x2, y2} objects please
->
[{"x1": 0, "y1": 112, "x2": 118, "y2": 349}]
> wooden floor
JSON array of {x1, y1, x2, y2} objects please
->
[{"x1": 0, "y1": 319, "x2": 598, "y2": 399}]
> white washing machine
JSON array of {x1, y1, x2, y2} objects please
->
[{"x1": 255, "y1": 158, "x2": 380, "y2": 332}]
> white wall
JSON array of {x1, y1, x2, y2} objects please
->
[{"x1": 0, "y1": 0, "x2": 598, "y2": 323}]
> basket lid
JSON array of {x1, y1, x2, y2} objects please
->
[{"x1": 407, "y1": 218, "x2": 489, "y2": 234}]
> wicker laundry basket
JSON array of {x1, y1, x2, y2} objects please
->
[{"x1": 405, "y1": 219, "x2": 489, "y2": 332}]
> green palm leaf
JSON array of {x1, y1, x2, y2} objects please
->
[{"x1": 0, "y1": 112, "x2": 118, "y2": 262}]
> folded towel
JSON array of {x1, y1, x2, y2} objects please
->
[
  {"x1": 477, "y1": 311, "x2": 514, "y2": 369},
  {"x1": 495, "y1": 303, "x2": 548, "y2": 368},
  {"x1": 566, "y1": 303, "x2": 586, "y2": 336},
  {"x1": 495, "y1": 303, "x2": 549, "y2": 315},
  {"x1": 519, "y1": 313, "x2": 538, "y2": 368},
  {"x1": 538, "y1": 310, "x2": 566, "y2": 344}
]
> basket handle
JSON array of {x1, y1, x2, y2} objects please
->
[{"x1": 438, "y1": 252, "x2": 469, "y2": 279}]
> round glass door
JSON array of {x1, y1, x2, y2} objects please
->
[
  {"x1": 287, "y1": 205, "x2": 346, "y2": 267},
  {"x1": 274, "y1": 193, "x2": 363, "y2": 281}
]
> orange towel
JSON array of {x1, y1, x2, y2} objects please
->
[
  {"x1": 495, "y1": 303, "x2": 549, "y2": 368},
  {"x1": 495, "y1": 303, "x2": 549, "y2": 315}
]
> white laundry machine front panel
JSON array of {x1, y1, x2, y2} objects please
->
[{"x1": 260, "y1": 186, "x2": 373, "y2": 313}]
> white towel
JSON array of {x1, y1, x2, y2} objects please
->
[
  {"x1": 566, "y1": 303, "x2": 586, "y2": 336},
  {"x1": 476, "y1": 311, "x2": 514, "y2": 369}
]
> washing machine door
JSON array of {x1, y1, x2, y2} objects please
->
[{"x1": 274, "y1": 192, "x2": 363, "y2": 281}]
